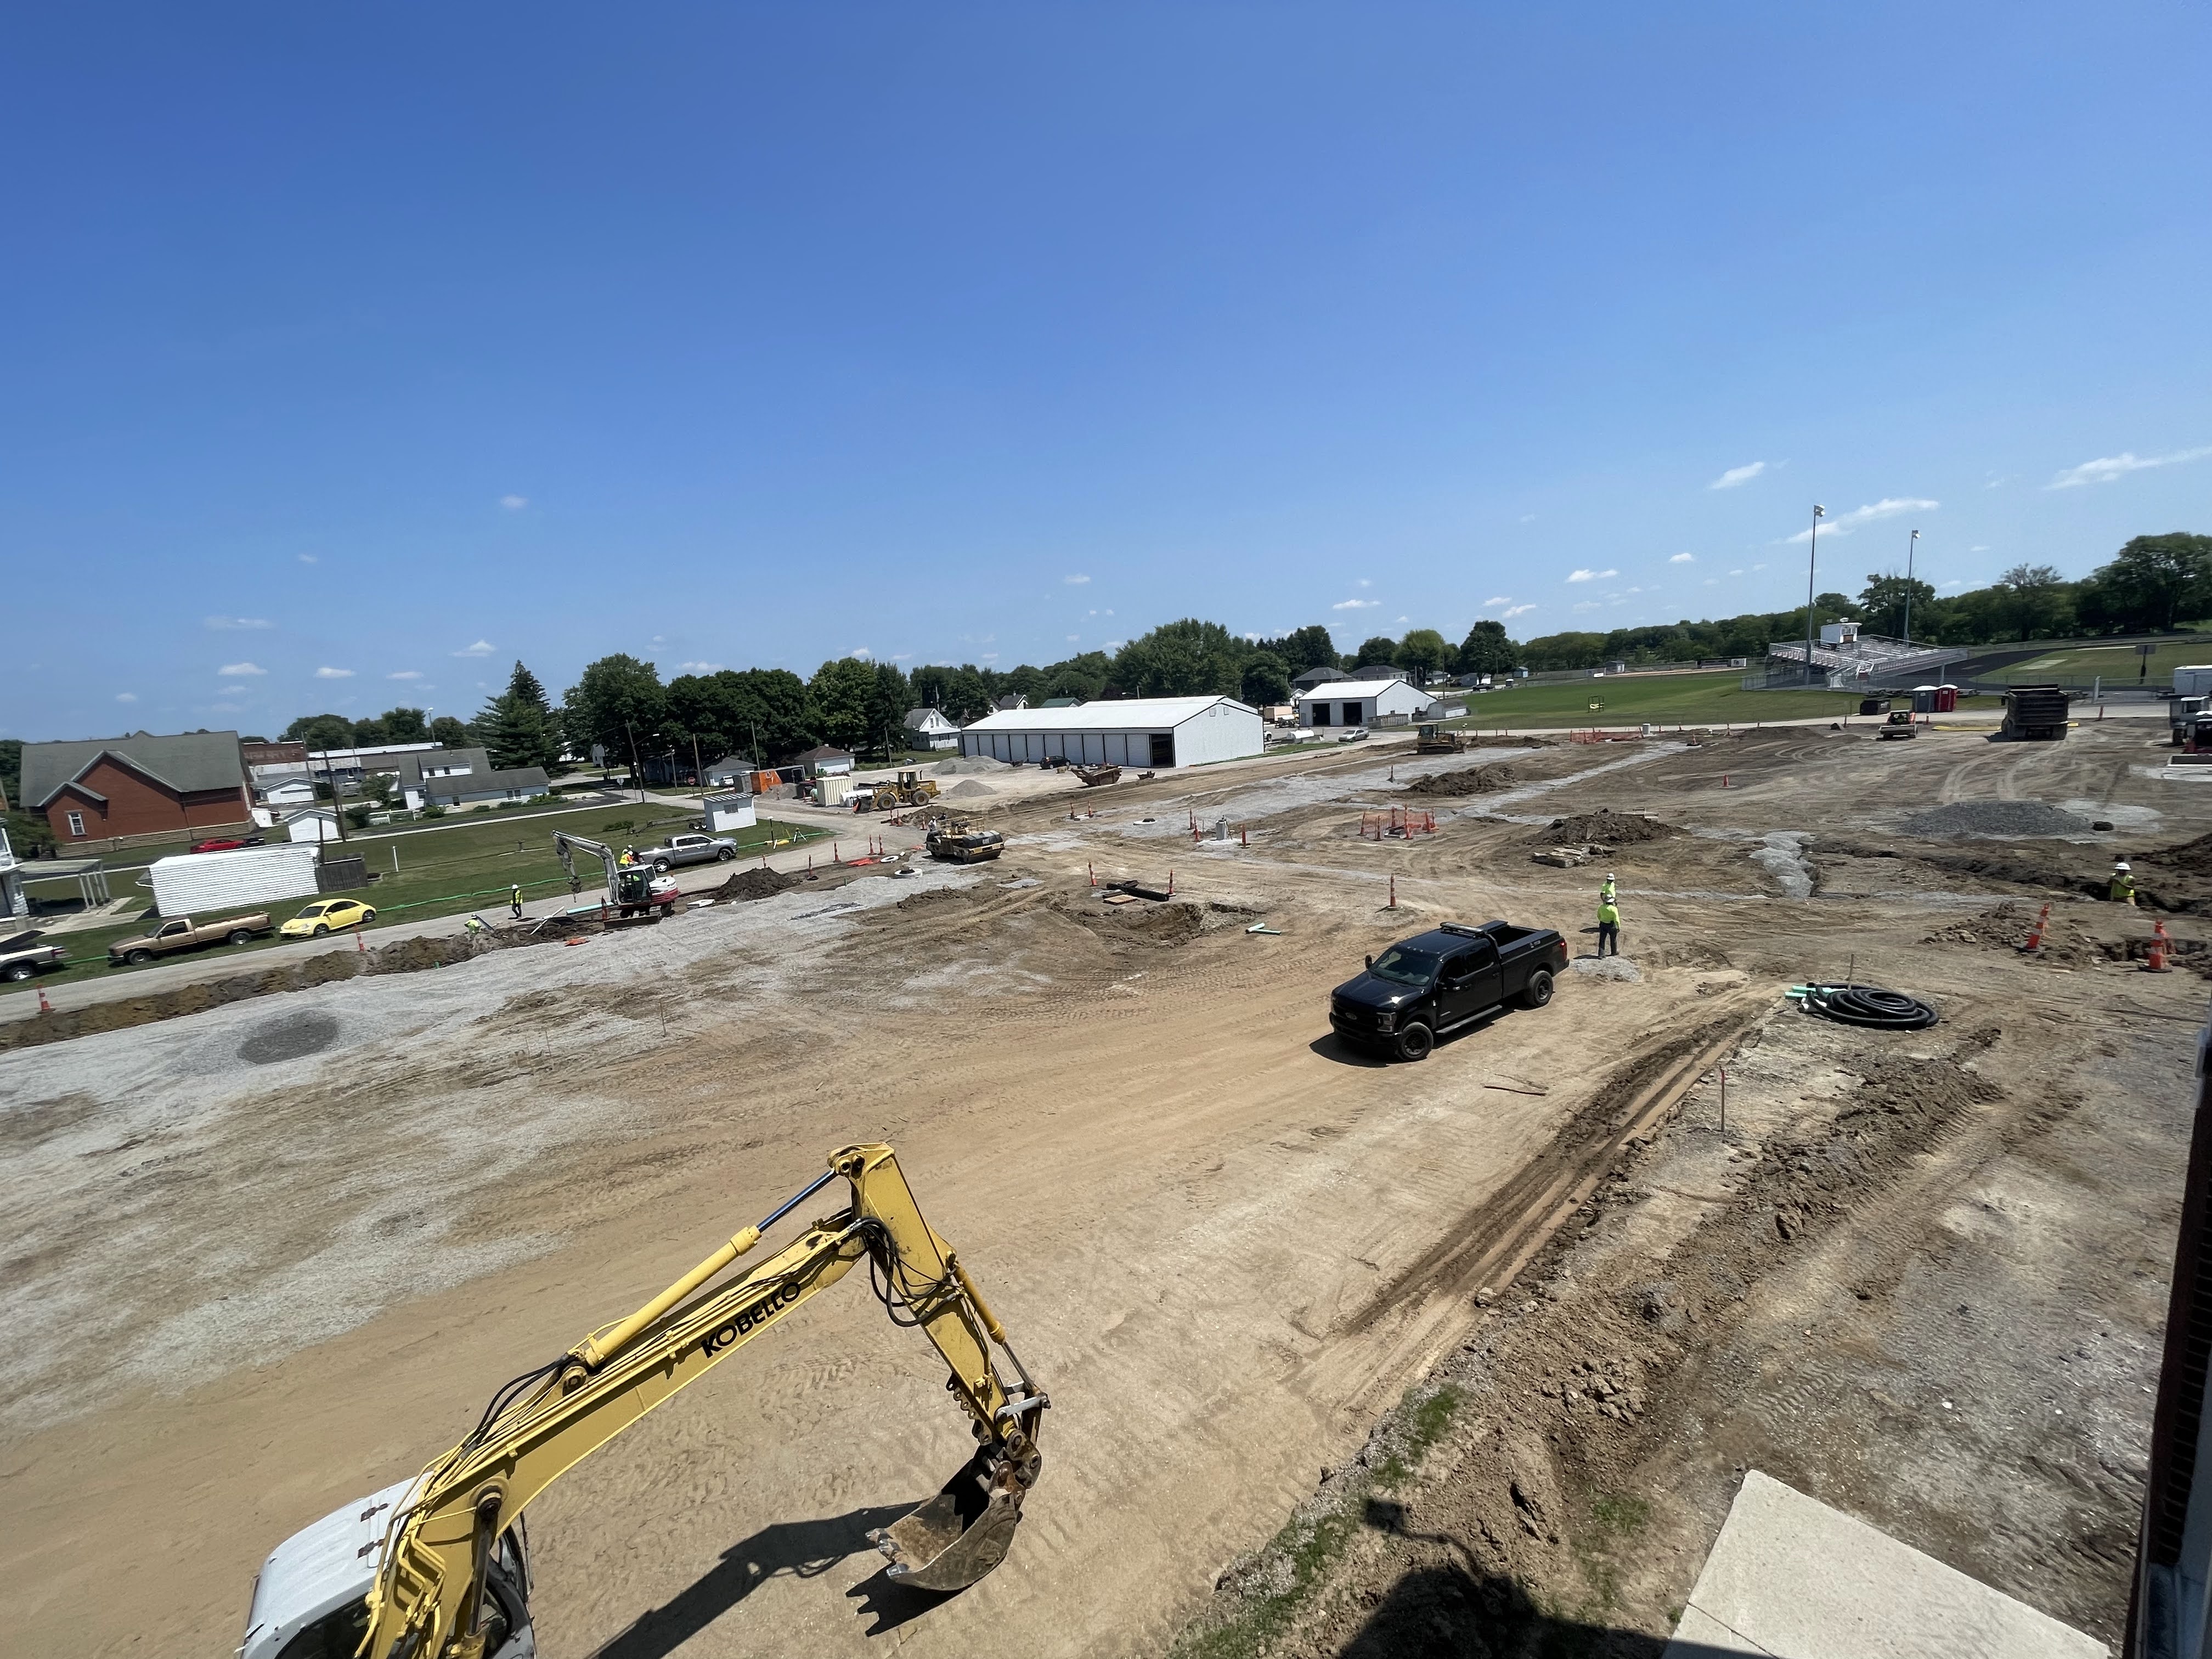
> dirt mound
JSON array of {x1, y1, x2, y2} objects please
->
[
  {"x1": 1531, "y1": 810, "x2": 1679, "y2": 847},
  {"x1": 1465, "y1": 733, "x2": 1558, "y2": 748},
  {"x1": 931, "y1": 755, "x2": 1010, "y2": 775},
  {"x1": 1049, "y1": 891, "x2": 1206, "y2": 947},
  {"x1": 712, "y1": 866, "x2": 798, "y2": 902},
  {"x1": 946, "y1": 779, "x2": 996, "y2": 798},
  {"x1": 1404, "y1": 764, "x2": 1517, "y2": 798},
  {"x1": 2142, "y1": 832, "x2": 2212, "y2": 876},
  {"x1": 1900, "y1": 800, "x2": 2092, "y2": 838}
]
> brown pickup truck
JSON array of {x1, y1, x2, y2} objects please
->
[{"x1": 108, "y1": 912, "x2": 274, "y2": 967}]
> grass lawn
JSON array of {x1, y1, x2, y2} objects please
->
[
  {"x1": 1441, "y1": 669, "x2": 1886, "y2": 730},
  {"x1": 4, "y1": 803, "x2": 827, "y2": 995},
  {"x1": 1984, "y1": 639, "x2": 2212, "y2": 686}
]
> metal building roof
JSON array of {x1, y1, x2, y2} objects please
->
[{"x1": 961, "y1": 695, "x2": 1255, "y2": 732}]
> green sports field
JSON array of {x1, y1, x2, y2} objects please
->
[{"x1": 1441, "y1": 669, "x2": 1993, "y2": 732}]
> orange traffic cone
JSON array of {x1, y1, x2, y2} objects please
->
[
  {"x1": 2022, "y1": 903, "x2": 2051, "y2": 952},
  {"x1": 2147, "y1": 921, "x2": 2173, "y2": 973},
  {"x1": 37, "y1": 985, "x2": 54, "y2": 1014}
]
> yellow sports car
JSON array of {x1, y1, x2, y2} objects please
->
[{"x1": 280, "y1": 898, "x2": 377, "y2": 939}]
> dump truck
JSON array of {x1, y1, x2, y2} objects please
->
[
  {"x1": 238, "y1": 1146, "x2": 1047, "y2": 1659},
  {"x1": 1414, "y1": 723, "x2": 1471, "y2": 754},
  {"x1": 2001, "y1": 684, "x2": 2070, "y2": 741}
]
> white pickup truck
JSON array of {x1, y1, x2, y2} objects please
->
[{"x1": 637, "y1": 832, "x2": 738, "y2": 873}]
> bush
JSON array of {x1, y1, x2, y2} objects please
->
[{"x1": 421, "y1": 805, "x2": 447, "y2": 819}]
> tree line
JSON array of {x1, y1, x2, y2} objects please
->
[{"x1": 255, "y1": 529, "x2": 2205, "y2": 778}]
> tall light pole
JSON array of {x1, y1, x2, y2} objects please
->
[
  {"x1": 1804, "y1": 505, "x2": 1826, "y2": 685},
  {"x1": 1903, "y1": 529, "x2": 1920, "y2": 645}
]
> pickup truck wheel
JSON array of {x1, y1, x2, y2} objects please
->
[
  {"x1": 2, "y1": 962, "x2": 33, "y2": 982},
  {"x1": 126, "y1": 949, "x2": 153, "y2": 966},
  {"x1": 225, "y1": 929, "x2": 253, "y2": 946},
  {"x1": 653, "y1": 859, "x2": 673, "y2": 873},
  {"x1": 716, "y1": 847, "x2": 735, "y2": 861},
  {"x1": 1519, "y1": 969, "x2": 1555, "y2": 1009},
  {"x1": 1395, "y1": 1022, "x2": 1435, "y2": 1062}
]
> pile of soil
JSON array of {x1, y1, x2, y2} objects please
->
[
  {"x1": 1920, "y1": 901, "x2": 2106, "y2": 968},
  {"x1": 1465, "y1": 734, "x2": 1558, "y2": 748},
  {"x1": 946, "y1": 779, "x2": 996, "y2": 798},
  {"x1": 1900, "y1": 800, "x2": 2092, "y2": 838},
  {"x1": 1404, "y1": 764, "x2": 1516, "y2": 798},
  {"x1": 1532, "y1": 810, "x2": 1679, "y2": 847},
  {"x1": 713, "y1": 866, "x2": 798, "y2": 902},
  {"x1": 2142, "y1": 832, "x2": 2212, "y2": 876}
]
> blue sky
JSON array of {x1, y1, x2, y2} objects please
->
[{"x1": 4, "y1": 4, "x2": 2207, "y2": 741}]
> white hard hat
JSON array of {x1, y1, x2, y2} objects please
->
[{"x1": 2115, "y1": 860, "x2": 2131, "y2": 871}]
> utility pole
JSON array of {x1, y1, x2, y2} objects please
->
[
  {"x1": 691, "y1": 734, "x2": 703, "y2": 793},
  {"x1": 1805, "y1": 506, "x2": 1826, "y2": 685},
  {"x1": 623, "y1": 720, "x2": 645, "y2": 804},
  {"x1": 1903, "y1": 529, "x2": 1920, "y2": 644}
]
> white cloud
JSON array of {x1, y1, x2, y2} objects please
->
[
  {"x1": 1333, "y1": 598, "x2": 1381, "y2": 610},
  {"x1": 1483, "y1": 595, "x2": 1513, "y2": 608},
  {"x1": 1728, "y1": 568, "x2": 1743, "y2": 576},
  {"x1": 115, "y1": 691, "x2": 138, "y2": 703},
  {"x1": 1785, "y1": 499, "x2": 1937, "y2": 543},
  {"x1": 851, "y1": 647, "x2": 872, "y2": 659},
  {"x1": 2046, "y1": 445, "x2": 2212, "y2": 489},
  {"x1": 1943, "y1": 579, "x2": 1967, "y2": 589},
  {"x1": 1572, "y1": 601, "x2": 1601, "y2": 612},
  {"x1": 452, "y1": 640, "x2": 495, "y2": 657},
  {"x1": 1566, "y1": 568, "x2": 1618, "y2": 583},
  {"x1": 1709, "y1": 461, "x2": 1767, "y2": 490},
  {"x1": 892, "y1": 653, "x2": 912, "y2": 662},
  {"x1": 1752, "y1": 563, "x2": 1766, "y2": 571},
  {"x1": 204, "y1": 615, "x2": 273, "y2": 630},
  {"x1": 1357, "y1": 579, "x2": 1372, "y2": 588},
  {"x1": 1519, "y1": 513, "x2": 1537, "y2": 523},
  {"x1": 218, "y1": 684, "x2": 248, "y2": 694},
  {"x1": 500, "y1": 494, "x2": 528, "y2": 510},
  {"x1": 1064, "y1": 573, "x2": 1091, "y2": 585},
  {"x1": 678, "y1": 661, "x2": 725, "y2": 673},
  {"x1": 208, "y1": 701, "x2": 243, "y2": 714},
  {"x1": 297, "y1": 553, "x2": 318, "y2": 564},
  {"x1": 315, "y1": 666, "x2": 355, "y2": 679},
  {"x1": 219, "y1": 661, "x2": 268, "y2": 676},
  {"x1": 1396, "y1": 615, "x2": 1409, "y2": 624},
  {"x1": 1066, "y1": 635, "x2": 1080, "y2": 642},
  {"x1": 1500, "y1": 603, "x2": 1537, "y2": 619},
  {"x1": 1669, "y1": 552, "x2": 1695, "y2": 564},
  {"x1": 1102, "y1": 640, "x2": 1125, "y2": 651},
  {"x1": 387, "y1": 670, "x2": 425, "y2": 681},
  {"x1": 1970, "y1": 544, "x2": 1991, "y2": 552}
]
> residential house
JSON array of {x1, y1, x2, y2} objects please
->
[
  {"x1": 389, "y1": 748, "x2": 550, "y2": 811},
  {"x1": 256, "y1": 771, "x2": 319, "y2": 810},
  {"x1": 1291, "y1": 665, "x2": 1350, "y2": 691},
  {"x1": 796, "y1": 745, "x2": 855, "y2": 777},
  {"x1": 705, "y1": 755, "x2": 757, "y2": 788},
  {"x1": 901, "y1": 708, "x2": 962, "y2": 751},
  {"x1": 992, "y1": 694, "x2": 1029, "y2": 712},
  {"x1": 20, "y1": 729, "x2": 255, "y2": 850},
  {"x1": 303, "y1": 741, "x2": 440, "y2": 788}
]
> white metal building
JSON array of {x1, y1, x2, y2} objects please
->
[
  {"x1": 957, "y1": 696, "x2": 1263, "y2": 769},
  {"x1": 1293, "y1": 676, "x2": 1434, "y2": 729}
]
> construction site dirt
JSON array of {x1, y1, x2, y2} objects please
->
[{"x1": 1, "y1": 716, "x2": 2203, "y2": 1658}]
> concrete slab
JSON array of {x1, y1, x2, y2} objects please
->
[{"x1": 1662, "y1": 1470, "x2": 2107, "y2": 1659}]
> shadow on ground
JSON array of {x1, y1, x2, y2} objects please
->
[
  {"x1": 1335, "y1": 1560, "x2": 1720, "y2": 1658},
  {"x1": 589, "y1": 1504, "x2": 913, "y2": 1658}
]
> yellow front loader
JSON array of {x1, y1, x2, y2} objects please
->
[{"x1": 237, "y1": 1145, "x2": 1048, "y2": 1659}]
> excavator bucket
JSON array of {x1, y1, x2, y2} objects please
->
[{"x1": 868, "y1": 1448, "x2": 1026, "y2": 1593}]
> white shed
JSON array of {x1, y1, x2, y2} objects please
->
[
  {"x1": 957, "y1": 696, "x2": 1263, "y2": 769},
  {"x1": 702, "y1": 793, "x2": 758, "y2": 834},
  {"x1": 1293, "y1": 676, "x2": 1434, "y2": 729}
]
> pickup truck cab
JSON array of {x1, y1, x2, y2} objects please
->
[
  {"x1": 1329, "y1": 919, "x2": 1567, "y2": 1061},
  {"x1": 641, "y1": 833, "x2": 737, "y2": 873},
  {"x1": 0, "y1": 929, "x2": 68, "y2": 984},
  {"x1": 109, "y1": 912, "x2": 274, "y2": 967}
]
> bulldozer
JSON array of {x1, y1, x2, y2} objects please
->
[
  {"x1": 856, "y1": 769, "x2": 942, "y2": 813},
  {"x1": 1414, "y1": 723, "x2": 1471, "y2": 755},
  {"x1": 239, "y1": 1145, "x2": 1048, "y2": 1659},
  {"x1": 926, "y1": 817, "x2": 1006, "y2": 864}
]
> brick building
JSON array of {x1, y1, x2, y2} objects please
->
[{"x1": 20, "y1": 730, "x2": 255, "y2": 851}]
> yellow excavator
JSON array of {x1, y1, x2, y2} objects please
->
[{"x1": 238, "y1": 1145, "x2": 1048, "y2": 1659}]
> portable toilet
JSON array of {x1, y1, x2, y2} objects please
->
[
  {"x1": 1933, "y1": 684, "x2": 1959, "y2": 713},
  {"x1": 1911, "y1": 685, "x2": 1939, "y2": 714}
]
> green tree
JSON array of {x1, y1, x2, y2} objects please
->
[
  {"x1": 0, "y1": 738, "x2": 20, "y2": 811},
  {"x1": 476, "y1": 661, "x2": 564, "y2": 771},
  {"x1": 282, "y1": 713, "x2": 357, "y2": 752},
  {"x1": 5, "y1": 809, "x2": 55, "y2": 855},
  {"x1": 2087, "y1": 534, "x2": 2212, "y2": 632},
  {"x1": 868, "y1": 662, "x2": 913, "y2": 756},
  {"x1": 1995, "y1": 564, "x2": 2072, "y2": 641},
  {"x1": 1111, "y1": 619, "x2": 1248, "y2": 698},
  {"x1": 1042, "y1": 651, "x2": 1113, "y2": 702},
  {"x1": 428, "y1": 715, "x2": 472, "y2": 749},
  {"x1": 1858, "y1": 573, "x2": 1938, "y2": 639},
  {"x1": 1240, "y1": 652, "x2": 1291, "y2": 706},
  {"x1": 1257, "y1": 625, "x2": 1342, "y2": 675},
  {"x1": 1393, "y1": 628, "x2": 1451, "y2": 681},
  {"x1": 563, "y1": 654, "x2": 668, "y2": 778},
  {"x1": 378, "y1": 707, "x2": 429, "y2": 742},
  {"x1": 1455, "y1": 620, "x2": 1518, "y2": 676},
  {"x1": 805, "y1": 657, "x2": 878, "y2": 752},
  {"x1": 1519, "y1": 631, "x2": 1608, "y2": 670},
  {"x1": 1352, "y1": 635, "x2": 1398, "y2": 670}
]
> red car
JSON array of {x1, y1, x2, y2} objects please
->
[{"x1": 189, "y1": 835, "x2": 266, "y2": 853}]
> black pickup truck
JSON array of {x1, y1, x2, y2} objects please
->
[{"x1": 1328, "y1": 919, "x2": 1568, "y2": 1061}]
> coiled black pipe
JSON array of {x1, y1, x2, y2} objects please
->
[{"x1": 1802, "y1": 984, "x2": 1939, "y2": 1030}]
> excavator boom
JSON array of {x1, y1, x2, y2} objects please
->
[{"x1": 351, "y1": 1144, "x2": 1045, "y2": 1659}]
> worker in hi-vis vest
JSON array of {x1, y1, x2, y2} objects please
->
[
  {"x1": 2111, "y1": 860, "x2": 2136, "y2": 906},
  {"x1": 1596, "y1": 895, "x2": 1621, "y2": 957},
  {"x1": 1599, "y1": 872, "x2": 1617, "y2": 905},
  {"x1": 509, "y1": 882, "x2": 524, "y2": 919}
]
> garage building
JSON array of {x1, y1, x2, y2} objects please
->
[
  {"x1": 958, "y1": 695, "x2": 1263, "y2": 769},
  {"x1": 1294, "y1": 675, "x2": 1435, "y2": 729}
]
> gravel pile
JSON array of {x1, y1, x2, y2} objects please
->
[
  {"x1": 1899, "y1": 801, "x2": 2092, "y2": 839},
  {"x1": 932, "y1": 756, "x2": 1011, "y2": 775},
  {"x1": 946, "y1": 779, "x2": 997, "y2": 798}
]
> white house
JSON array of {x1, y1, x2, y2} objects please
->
[
  {"x1": 705, "y1": 755, "x2": 756, "y2": 788},
  {"x1": 957, "y1": 696, "x2": 1263, "y2": 769},
  {"x1": 1293, "y1": 676, "x2": 1435, "y2": 729},
  {"x1": 256, "y1": 771, "x2": 319, "y2": 809},
  {"x1": 701, "y1": 793, "x2": 758, "y2": 834},
  {"x1": 902, "y1": 708, "x2": 962, "y2": 751},
  {"x1": 281, "y1": 808, "x2": 343, "y2": 843}
]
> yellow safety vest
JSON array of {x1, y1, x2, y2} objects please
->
[{"x1": 1598, "y1": 901, "x2": 1620, "y2": 926}]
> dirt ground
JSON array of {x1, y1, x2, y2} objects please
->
[{"x1": 0, "y1": 715, "x2": 2203, "y2": 1657}]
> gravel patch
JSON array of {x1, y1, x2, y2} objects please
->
[
  {"x1": 1899, "y1": 801, "x2": 2093, "y2": 839},
  {"x1": 1569, "y1": 956, "x2": 1641, "y2": 981}
]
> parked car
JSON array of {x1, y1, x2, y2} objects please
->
[
  {"x1": 1335, "y1": 727, "x2": 1370, "y2": 743},
  {"x1": 0, "y1": 929, "x2": 69, "y2": 983},
  {"x1": 108, "y1": 912, "x2": 274, "y2": 967},
  {"x1": 189, "y1": 834, "x2": 266, "y2": 853},
  {"x1": 279, "y1": 899, "x2": 377, "y2": 939},
  {"x1": 636, "y1": 832, "x2": 737, "y2": 873},
  {"x1": 1328, "y1": 920, "x2": 1568, "y2": 1061}
]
